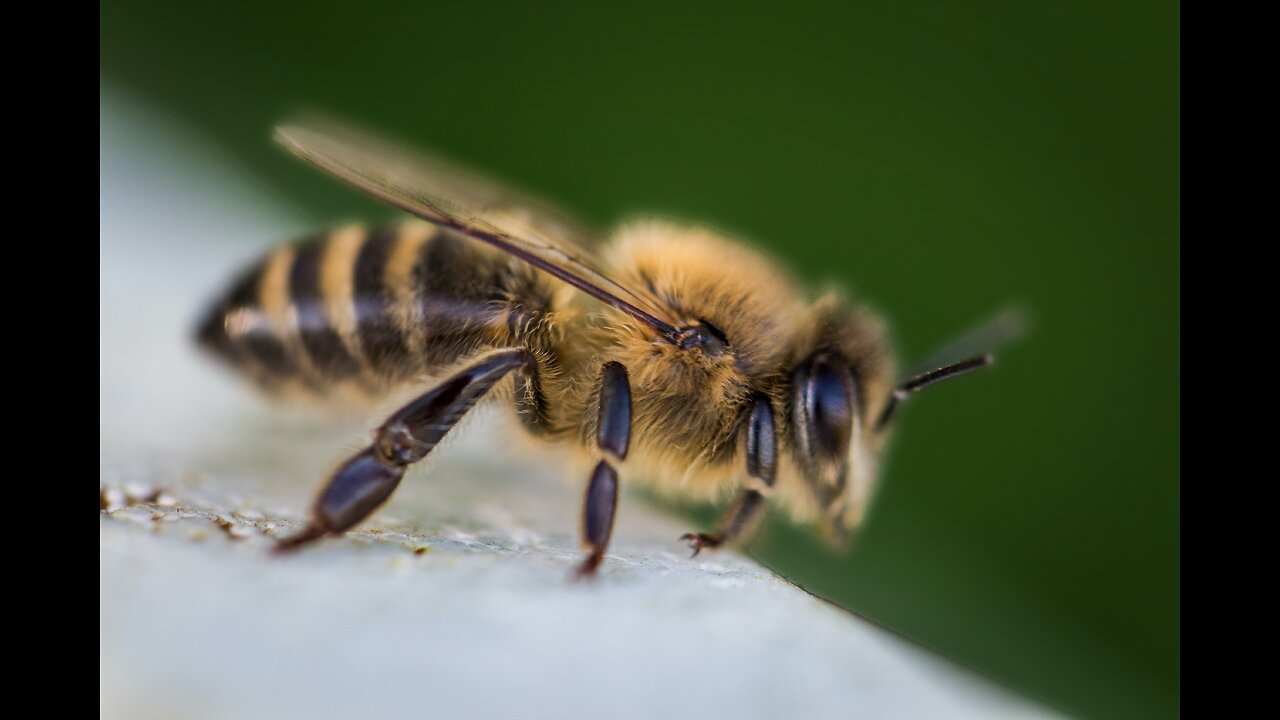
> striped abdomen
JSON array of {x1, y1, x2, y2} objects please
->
[{"x1": 196, "y1": 221, "x2": 556, "y2": 392}]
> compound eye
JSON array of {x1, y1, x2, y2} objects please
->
[
  {"x1": 794, "y1": 354, "x2": 858, "y2": 464},
  {"x1": 809, "y1": 359, "x2": 854, "y2": 459}
]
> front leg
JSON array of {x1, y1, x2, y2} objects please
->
[
  {"x1": 576, "y1": 361, "x2": 631, "y2": 578},
  {"x1": 278, "y1": 348, "x2": 530, "y2": 549},
  {"x1": 682, "y1": 393, "x2": 776, "y2": 557}
]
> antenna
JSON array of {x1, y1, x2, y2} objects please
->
[{"x1": 874, "y1": 307, "x2": 1025, "y2": 430}]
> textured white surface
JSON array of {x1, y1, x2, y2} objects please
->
[{"x1": 99, "y1": 88, "x2": 1054, "y2": 720}]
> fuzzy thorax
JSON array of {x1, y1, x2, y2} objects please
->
[{"x1": 574, "y1": 220, "x2": 901, "y2": 533}]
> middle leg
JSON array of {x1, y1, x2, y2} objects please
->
[{"x1": 576, "y1": 361, "x2": 632, "y2": 577}]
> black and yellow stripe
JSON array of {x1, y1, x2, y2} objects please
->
[{"x1": 196, "y1": 221, "x2": 556, "y2": 393}]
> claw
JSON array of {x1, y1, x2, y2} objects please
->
[
  {"x1": 679, "y1": 532, "x2": 721, "y2": 558},
  {"x1": 573, "y1": 551, "x2": 604, "y2": 581}
]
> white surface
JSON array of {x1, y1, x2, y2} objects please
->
[{"x1": 100, "y1": 87, "x2": 1054, "y2": 720}]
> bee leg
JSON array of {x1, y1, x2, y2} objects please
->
[
  {"x1": 512, "y1": 359, "x2": 552, "y2": 436},
  {"x1": 681, "y1": 491, "x2": 767, "y2": 557},
  {"x1": 277, "y1": 348, "x2": 531, "y2": 550},
  {"x1": 681, "y1": 393, "x2": 776, "y2": 558},
  {"x1": 575, "y1": 361, "x2": 631, "y2": 578}
]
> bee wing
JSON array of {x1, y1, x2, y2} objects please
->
[
  {"x1": 274, "y1": 120, "x2": 679, "y2": 339},
  {"x1": 875, "y1": 306, "x2": 1026, "y2": 429},
  {"x1": 904, "y1": 306, "x2": 1027, "y2": 380}
]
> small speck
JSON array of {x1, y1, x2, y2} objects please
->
[
  {"x1": 414, "y1": 546, "x2": 429, "y2": 555},
  {"x1": 124, "y1": 483, "x2": 162, "y2": 504},
  {"x1": 119, "y1": 507, "x2": 155, "y2": 526},
  {"x1": 227, "y1": 524, "x2": 256, "y2": 540},
  {"x1": 101, "y1": 487, "x2": 125, "y2": 513}
]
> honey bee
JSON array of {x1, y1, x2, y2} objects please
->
[{"x1": 196, "y1": 120, "x2": 1014, "y2": 576}]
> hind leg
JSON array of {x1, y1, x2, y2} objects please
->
[{"x1": 278, "y1": 348, "x2": 531, "y2": 549}]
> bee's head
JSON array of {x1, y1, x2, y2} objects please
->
[
  {"x1": 790, "y1": 294, "x2": 897, "y2": 545},
  {"x1": 793, "y1": 296, "x2": 1016, "y2": 545}
]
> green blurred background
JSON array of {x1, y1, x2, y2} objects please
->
[{"x1": 101, "y1": 2, "x2": 1178, "y2": 717}]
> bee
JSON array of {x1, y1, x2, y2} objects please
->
[{"x1": 196, "y1": 120, "x2": 1014, "y2": 576}]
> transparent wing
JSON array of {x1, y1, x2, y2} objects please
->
[
  {"x1": 905, "y1": 306, "x2": 1027, "y2": 380},
  {"x1": 875, "y1": 306, "x2": 1026, "y2": 429},
  {"x1": 274, "y1": 120, "x2": 679, "y2": 339}
]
